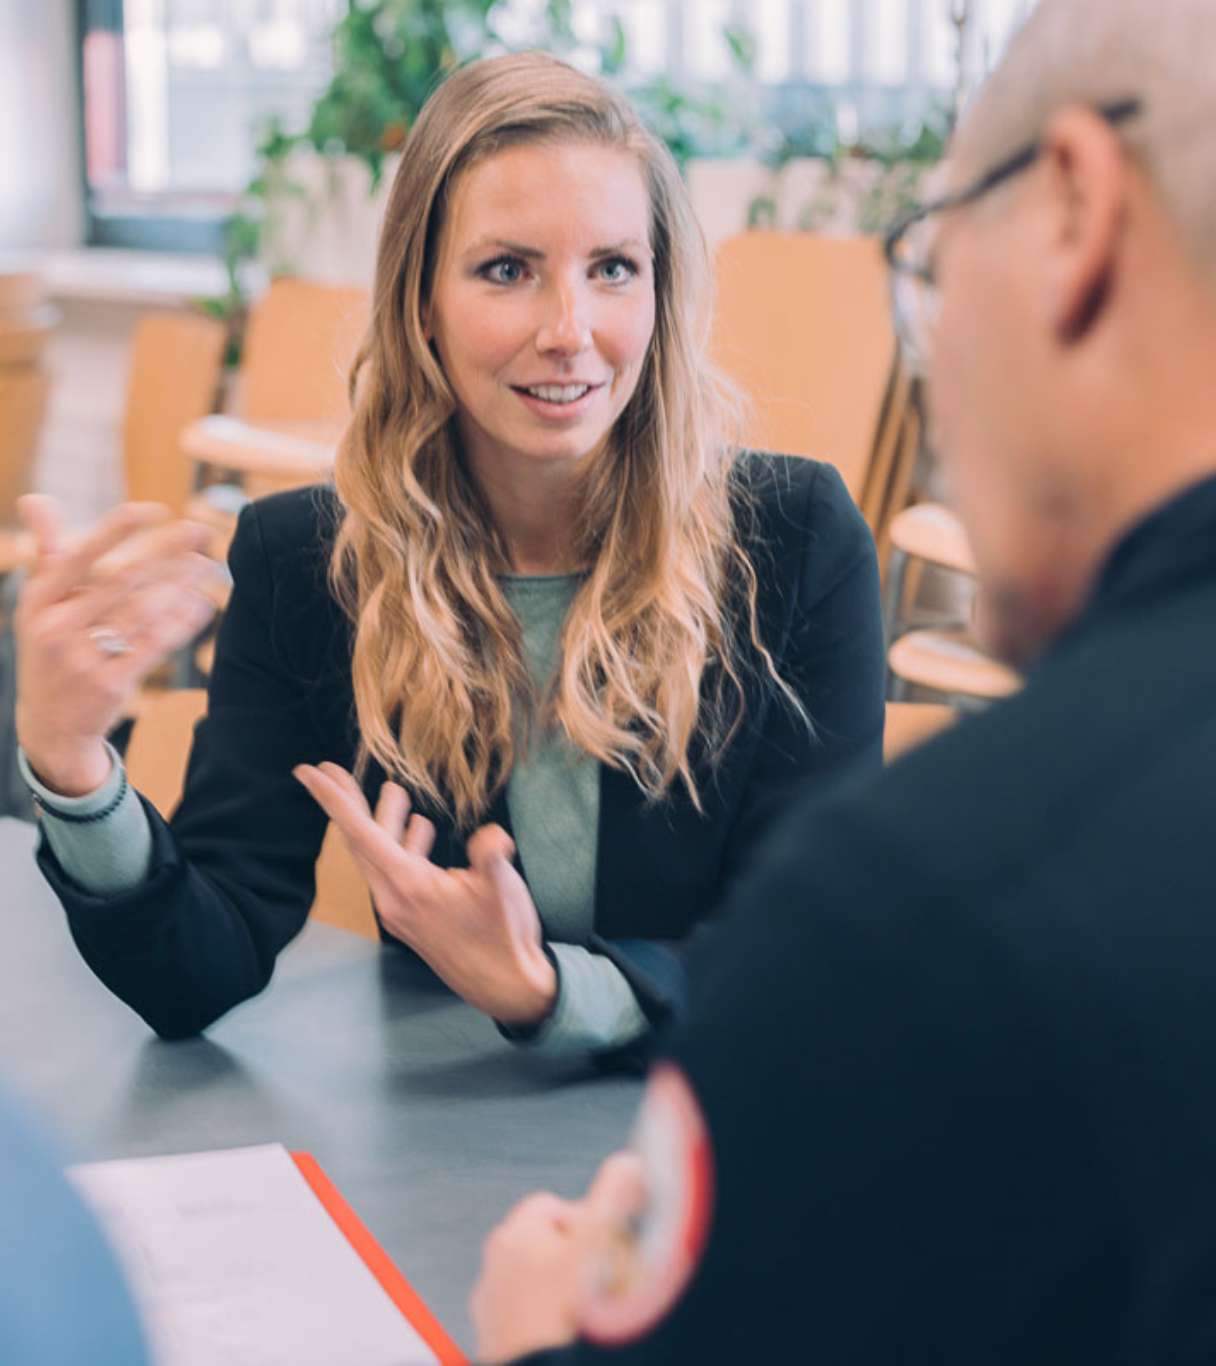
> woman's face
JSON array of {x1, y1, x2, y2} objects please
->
[{"x1": 427, "y1": 140, "x2": 657, "y2": 483}]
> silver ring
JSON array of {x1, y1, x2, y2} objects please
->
[{"x1": 87, "y1": 625, "x2": 134, "y2": 658}]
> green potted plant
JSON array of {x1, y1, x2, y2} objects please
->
[
  {"x1": 204, "y1": 0, "x2": 756, "y2": 348},
  {"x1": 746, "y1": 106, "x2": 950, "y2": 238}
]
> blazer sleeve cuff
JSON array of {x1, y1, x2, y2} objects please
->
[
  {"x1": 590, "y1": 936, "x2": 687, "y2": 1024},
  {"x1": 34, "y1": 794, "x2": 188, "y2": 949}
]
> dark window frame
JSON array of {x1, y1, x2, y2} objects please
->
[{"x1": 76, "y1": 0, "x2": 238, "y2": 256}]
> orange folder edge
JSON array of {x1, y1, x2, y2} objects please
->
[{"x1": 290, "y1": 1150, "x2": 468, "y2": 1366}]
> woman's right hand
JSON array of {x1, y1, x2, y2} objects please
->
[{"x1": 13, "y1": 495, "x2": 220, "y2": 797}]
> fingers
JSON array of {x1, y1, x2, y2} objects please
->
[
  {"x1": 374, "y1": 781, "x2": 411, "y2": 841},
  {"x1": 403, "y1": 813, "x2": 436, "y2": 858},
  {"x1": 21, "y1": 502, "x2": 170, "y2": 613},
  {"x1": 32, "y1": 542, "x2": 219, "y2": 690},
  {"x1": 55, "y1": 550, "x2": 219, "y2": 660},
  {"x1": 373, "y1": 779, "x2": 436, "y2": 857},
  {"x1": 467, "y1": 823, "x2": 516, "y2": 873},
  {"x1": 52, "y1": 526, "x2": 216, "y2": 637},
  {"x1": 584, "y1": 1151, "x2": 647, "y2": 1226},
  {"x1": 107, "y1": 583, "x2": 218, "y2": 688},
  {"x1": 16, "y1": 494, "x2": 64, "y2": 565},
  {"x1": 492, "y1": 1192, "x2": 574, "y2": 1241},
  {"x1": 294, "y1": 763, "x2": 370, "y2": 821},
  {"x1": 294, "y1": 763, "x2": 410, "y2": 878},
  {"x1": 468, "y1": 823, "x2": 532, "y2": 926},
  {"x1": 318, "y1": 761, "x2": 371, "y2": 807}
]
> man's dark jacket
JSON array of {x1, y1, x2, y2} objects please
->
[{"x1": 527, "y1": 473, "x2": 1216, "y2": 1363}]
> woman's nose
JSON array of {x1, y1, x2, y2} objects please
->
[{"x1": 534, "y1": 284, "x2": 592, "y2": 356}]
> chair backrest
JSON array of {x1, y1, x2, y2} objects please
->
[
  {"x1": 239, "y1": 278, "x2": 369, "y2": 426},
  {"x1": 124, "y1": 687, "x2": 376, "y2": 939},
  {"x1": 711, "y1": 232, "x2": 898, "y2": 502},
  {"x1": 124, "y1": 688, "x2": 209, "y2": 815},
  {"x1": 869, "y1": 394, "x2": 921, "y2": 579},
  {"x1": 123, "y1": 311, "x2": 227, "y2": 515},
  {"x1": 0, "y1": 368, "x2": 48, "y2": 526},
  {"x1": 884, "y1": 700, "x2": 956, "y2": 762},
  {"x1": 0, "y1": 273, "x2": 55, "y2": 526}
]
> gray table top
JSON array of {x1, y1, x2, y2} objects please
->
[{"x1": 0, "y1": 817, "x2": 642, "y2": 1352}]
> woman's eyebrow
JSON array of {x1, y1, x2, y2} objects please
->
[
  {"x1": 461, "y1": 236, "x2": 651, "y2": 260},
  {"x1": 590, "y1": 238, "x2": 651, "y2": 256},
  {"x1": 463, "y1": 238, "x2": 544, "y2": 260}
]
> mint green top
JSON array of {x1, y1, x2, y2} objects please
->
[
  {"x1": 20, "y1": 577, "x2": 647, "y2": 1055},
  {"x1": 501, "y1": 573, "x2": 599, "y2": 942}
]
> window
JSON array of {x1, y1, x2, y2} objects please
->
[
  {"x1": 78, "y1": 0, "x2": 1037, "y2": 253},
  {"x1": 80, "y1": 0, "x2": 345, "y2": 251},
  {"x1": 509, "y1": 1, "x2": 1037, "y2": 126}
]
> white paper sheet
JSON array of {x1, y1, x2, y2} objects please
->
[{"x1": 69, "y1": 1144, "x2": 441, "y2": 1366}]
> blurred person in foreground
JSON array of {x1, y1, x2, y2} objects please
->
[
  {"x1": 470, "y1": 0, "x2": 1216, "y2": 1360},
  {"x1": 0, "y1": 1084, "x2": 148, "y2": 1363}
]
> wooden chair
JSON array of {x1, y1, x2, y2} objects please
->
[
  {"x1": 883, "y1": 501, "x2": 975, "y2": 635},
  {"x1": 122, "y1": 311, "x2": 227, "y2": 515},
  {"x1": 711, "y1": 232, "x2": 901, "y2": 505},
  {"x1": 0, "y1": 530, "x2": 34, "y2": 578},
  {"x1": 883, "y1": 499, "x2": 1022, "y2": 706},
  {"x1": 884, "y1": 700, "x2": 957, "y2": 762},
  {"x1": 888, "y1": 627, "x2": 1021, "y2": 705},
  {"x1": 183, "y1": 278, "x2": 366, "y2": 510},
  {"x1": 0, "y1": 273, "x2": 56, "y2": 585},
  {"x1": 123, "y1": 687, "x2": 376, "y2": 940},
  {"x1": 865, "y1": 382, "x2": 922, "y2": 575},
  {"x1": 0, "y1": 368, "x2": 50, "y2": 525},
  {"x1": 184, "y1": 280, "x2": 367, "y2": 679}
]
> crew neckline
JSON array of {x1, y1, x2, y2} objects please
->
[{"x1": 500, "y1": 570, "x2": 584, "y2": 586}]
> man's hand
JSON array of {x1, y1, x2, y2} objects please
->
[{"x1": 471, "y1": 1154, "x2": 647, "y2": 1364}]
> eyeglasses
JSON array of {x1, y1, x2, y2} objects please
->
[{"x1": 883, "y1": 98, "x2": 1143, "y2": 374}]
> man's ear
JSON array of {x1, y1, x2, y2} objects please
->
[
  {"x1": 1038, "y1": 105, "x2": 1129, "y2": 341},
  {"x1": 579, "y1": 1065, "x2": 713, "y2": 1347}
]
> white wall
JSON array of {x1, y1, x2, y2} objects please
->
[{"x1": 0, "y1": 0, "x2": 85, "y2": 250}]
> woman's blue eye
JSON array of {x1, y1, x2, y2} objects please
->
[
  {"x1": 597, "y1": 257, "x2": 638, "y2": 283},
  {"x1": 482, "y1": 258, "x2": 526, "y2": 285}
]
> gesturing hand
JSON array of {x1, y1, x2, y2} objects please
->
[
  {"x1": 292, "y1": 763, "x2": 557, "y2": 1026},
  {"x1": 471, "y1": 1152, "x2": 648, "y2": 1364},
  {"x1": 14, "y1": 496, "x2": 219, "y2": 796}
]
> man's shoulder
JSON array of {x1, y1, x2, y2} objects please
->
[{"x1": 779, "y1": 607, "x2": 1216, "y2": 919}]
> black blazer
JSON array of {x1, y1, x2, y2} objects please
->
[
  {"x1": 37, "y1": 453, "x2": 885, "y2": 1039},
  {"x1": 525, "y1": 473, "x2": 1216, "y2": 1364}
]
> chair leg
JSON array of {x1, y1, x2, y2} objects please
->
[
  {"x1": 886, "y1": 670, "x2": 912, "y2": 703},
  {"x1": 882, "y1": 546, "x2": 910, "y2": 648}
]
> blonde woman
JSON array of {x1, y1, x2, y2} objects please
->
[{"x1": 14, "y1": 53, "x2": 884, "y2": 1054}]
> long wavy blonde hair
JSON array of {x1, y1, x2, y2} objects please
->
[{"x1": 332, "y1": 51, "x2": 796, "y2": 828}]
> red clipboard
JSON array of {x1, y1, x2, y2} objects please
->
[{"x1": 290, "y1": 1151, "x2": 467, "y2": 1366}]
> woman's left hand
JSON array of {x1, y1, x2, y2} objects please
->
[{"x1": 293, "y1": 763, "x2": 557, "y2": 1026}]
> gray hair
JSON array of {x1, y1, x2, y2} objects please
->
[{"x1": 956, "y1": 0, "x2": 1216, "y2": 278}]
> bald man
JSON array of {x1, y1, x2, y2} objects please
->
[{"x1": 469, "y1": 0, "x2": 1216, "y2": 1361}]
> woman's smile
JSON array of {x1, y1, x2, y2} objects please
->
[{"x1": 509, "y1": 380, "x2": 607, "y2": 421}]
